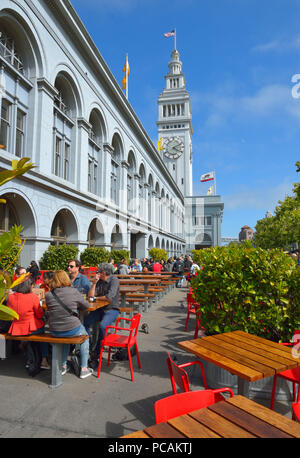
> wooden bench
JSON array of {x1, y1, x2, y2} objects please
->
[
  {"x1": 125, "y1": 297, "x2": 149, "y2": 313},
  {"x1": 2, "y1": 332, "x2": 89, "y2": 389}
]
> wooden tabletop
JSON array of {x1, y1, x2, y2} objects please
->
[
  {"x1": 87, "y1": 299, "x2": 110, "y2": 312},
  {"x1": 119, "y1": 286, "x2": 144, "y2": 292},
  {"x1": 119, "y1": 279, "x2": 160, "y2": 285},
  {"x1": 178, "y1": 330, "x2": 300, "y2": 383},
  {"x1": 121, "y1": 395, "x2": 300, "y2": 438}
]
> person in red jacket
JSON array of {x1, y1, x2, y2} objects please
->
[{"x1": 7, "y1": 278, "x2": 50, "y2": 369}]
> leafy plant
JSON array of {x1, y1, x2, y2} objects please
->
[
  {"x1": 39, "y1": 244, "x2": 79, "y2": 271},
  {"x1": 148, "y1": 248, "x2": 168, "y2": 261},
  {"x1": 110, "y1": 249, "x2": 130, "y2": 264},
  {"x1": 0, "y1": 156, "x2": 35, "y2": 320},
  {"x1": 255, "y1": 162, "x2": 300, "y2": 250},
  {"x1": 80, "y1": 247, "x2": 109, "y2": 267},
  {"x1": 191, "y1": 242, "x2": 300, "y2": 343}
]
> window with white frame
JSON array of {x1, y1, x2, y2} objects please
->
[
  {"x1": 0, "y1": 28, "x2": 30, "y2": 157},
  {"x1": 53, "y1": 86, "x2": 73, "y2": 181}
]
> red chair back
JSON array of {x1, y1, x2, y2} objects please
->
[
  {"x1": 293, "y1": 402, "x2": 300, "y2": 422},
  {"x1": 129, "y1": 313, "x2": 141, "y2": 339},
  {"x1": 154, "y1": 389, "x2": 233, "y2": 424},
  {"x1": 186, "y1": 293, "x2": 197, "y2": 313},
  {"x1": 166, "y1": 353, "x2": 190, "y2": 393}
]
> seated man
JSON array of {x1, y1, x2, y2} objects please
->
[
  {"x1": 84, "y1": 263, "x2": 120, "y2": 360},
  {"x1": 68, "y1": 259, "x2": 91, "y2": 296}
]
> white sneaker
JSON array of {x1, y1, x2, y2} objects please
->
[{"x1": 80, "y1": 367, "x2": 93, "y2": 379}]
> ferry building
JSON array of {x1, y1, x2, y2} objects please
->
[{"x1": 0, "y1": 0, "x2": 223, "y2": 265}]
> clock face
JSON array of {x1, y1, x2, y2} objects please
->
[{"x1": 163, "y1": 137, "x2": 184, "y2": 159}]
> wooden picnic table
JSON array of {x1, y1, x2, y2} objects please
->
[
  {"x1": 119, "y1": 279, "x2": 160, "y2": 311},
  {"x1": 121, "y1": 395, "x2": 300, "y2": 438},
  {"x1": 119, "y1": 285, "x2": 144, "y2": 307},
  {"x1": 178, "y1": 330, "x2": 300, "y2": 396}
]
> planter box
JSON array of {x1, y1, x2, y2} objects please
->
[{"x1": 202, "y1": 360, "x2": 293, "y2": 401}]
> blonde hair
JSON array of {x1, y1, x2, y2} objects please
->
[{"x1": 48, "y1": 270, "x2": 72, "y2": 289}]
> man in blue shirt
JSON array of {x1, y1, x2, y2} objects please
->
[{"x1": 68, "y1": 259, "x2": 91, "y2": 295}]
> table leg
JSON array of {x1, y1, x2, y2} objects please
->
[
  {"x1": 238, "y1": 378, "x2": 250, "y2": 397},
  {"x1": 144, "y1": 285, "x2": 151, "y2": 311},
  {"x1": 121, "y1": 293, "x2": 126, "y2": 308},
  {"x1": 49, "y1": 343, "x2": 63, "y2": 389}
]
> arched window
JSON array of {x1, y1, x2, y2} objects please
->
[
  {"x1": 127, "y1": 151, "x2": 136, "y2": 211},
  {"x1": 138, "y1": 164, "x2": 146, "y2": 218},
  {"x1": 0, "y1": 199, "x2": 19, "y2": 234},
  {"x1": 0, "y1": 26, "x2": 32, "y2": 157},
  {"x1": 88, "y1": 110, "x2": 102, "y2": 195},
  {"x1": 111, "y1": 134, "x2": 122, "y2": 205},
  {"x1": 51, "y1": 213, "x2": 67, "y2": 245},
  {"x1": 53, "y1": 73, "x2": 76, "y2": 181}
]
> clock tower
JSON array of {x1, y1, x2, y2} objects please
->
[{"x1": 157, "y1": 48, "x2": 193, "y2": 196}]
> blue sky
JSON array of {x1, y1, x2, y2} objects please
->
[{"x1": 72, "y1": 0, "x2": 300, "y2": 239}]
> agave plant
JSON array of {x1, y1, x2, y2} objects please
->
[{"x1": 0, "y1": 155, "x2": 35, "y2": 321}]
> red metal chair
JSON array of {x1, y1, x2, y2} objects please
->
[
  {"x1": 185, "y1": 293, "x2": 204, "y2": 338},
  {"x1": 154, "y1": 388, "x2": 234, "y2": 423},
  {"x1": 293, "y1": 402, "x2": 300, "y2": 421},
  {"x1": 97, "y1": 313, "x2": 141, "y2": 382},
  {"x1": 166, "y1": 352, "x2": 208, "y2": 393},
  {"x1": 185, "y1": 293, "x2": 198, "y2": 332},
  {"x1": 270, "y1": 331, "x2": 300, "y2": 420}
]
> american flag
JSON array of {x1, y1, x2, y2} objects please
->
[{"x1": 164, "y1": 30, "x2": 175, "y2": 37}]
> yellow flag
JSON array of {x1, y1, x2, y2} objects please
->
[
  {"x1": 207, "y1": 185, "x2": 213, "y2": 195},
  {"x1": 122, "y1": 55, "x2": 130, "y2": 90},
  {"x1": 157, "y1": 138, "x2": 163, "y2": 151}
]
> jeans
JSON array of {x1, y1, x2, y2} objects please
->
[
  {"x1": 51, "y1": 324, "x2": 89, "y2": 368},
  {"x1": 31, "y1": 326, "x2": 48, "y2": 358},
  {"x1": 84, "y1": 308, "x2": 120, "y2": 354}
]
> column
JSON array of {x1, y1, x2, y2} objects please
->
[
  {"x1": 36, "y1": 78, "x2": 58, "y2": 172},
  {"x1": 77, "y1": 118, "x2": 92, "y2": 192},
  {"x1": 103, "y1": 143, "x2": 113, "y2": 205}
]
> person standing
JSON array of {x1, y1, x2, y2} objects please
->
[
  {"x1": 84, "y1": 263, "x2": 120, "y2": 360},
  {"x1": 27, "y1": 261, "x2": 40, "y2": 284},
  {"x1": 67, "y1": 259, "x2": 91, "y2": 296}
]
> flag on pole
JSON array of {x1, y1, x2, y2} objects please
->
[
  {"x1": 157, "y1": 138, "x2": 163, "y2": 151},
  {"x1": 122, "y1": 54, "x2": 130, "y2": 98},
  {"x1": 201, "y1": 171, "x2": 214, "y2": 182},
  {"x1": 207, "y1": 185, "x2": 213, "y2": 196},
  {"x1": 164, "y1": 29, "x2": 175, "y2": 37}
]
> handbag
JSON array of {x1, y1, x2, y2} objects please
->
[{"x1": 51, "y1": 290, "x2": 79, "y2": 318}]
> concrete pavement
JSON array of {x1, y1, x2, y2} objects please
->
[{"x1": 0, "y1": 285, "x2": 293, "y2": 438}]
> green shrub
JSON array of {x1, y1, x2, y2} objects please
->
[
  {"x1": 148, "y1": 248, "x2": 168, "y2": 261},
  {"x1": 39, "y1": 244, "x2": 79, "y2": 271},
  {"x1": 0, "y1": 241, "x2": 20, "y2": 274},
  {"x1": 191, "y1": 241, "x2": 300, "y2": 343},
  {"x1": 80, "y1": 247, "x2": 109, "y2": 267},
  {"x1": 110, "y1": 249, "x2": 130, "y2": 264}
]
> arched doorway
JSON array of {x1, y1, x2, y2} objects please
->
[{"x1": 51, "y1": 209, "x2": 78, "y2": 245}]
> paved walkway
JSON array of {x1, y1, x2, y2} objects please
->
[{"x1": 0, "y1": 285, "x2": 293, "y2": 438}]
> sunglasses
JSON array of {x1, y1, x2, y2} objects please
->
[{"x1": 68, "y1": 265, "x2": 76, "y2": 268}]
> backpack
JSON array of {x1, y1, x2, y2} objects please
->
[
  {"x1": 69, "y1": 348, "x2": 81, "y2": 377},
  {"x1": 25, "y1": 342, "x2": 42, "y2": 377},
  {"x1": 178, "y1": 262, "x2": 184, "y2": 273},
  {"x1": 112, "y1": 346, "x2": 136, "y2": 361}
]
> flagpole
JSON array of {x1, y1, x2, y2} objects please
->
[
  {"x1": 174, "y1": 28, "x2": 177, "y2": 50},
  {"x1": 214, "y1": 171, "x2": 217, "y2": 195},
  {"x1": 126, "y1": 53, "x2": 128, "y2": 100}
]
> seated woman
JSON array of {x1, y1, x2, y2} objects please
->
[
  {"x1": 40, "y1": 271, "x2": 54, "y2": 293},
  {"x1": 6, "y1": 278, "x2": 50, "y2": 369},
  {"x1": 45, "y1": 270, "x2": 92, "y2": 379}
]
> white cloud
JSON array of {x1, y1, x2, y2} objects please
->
[{"x1": 252, "y1": 33, "x2": 300, "y2": 53}]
